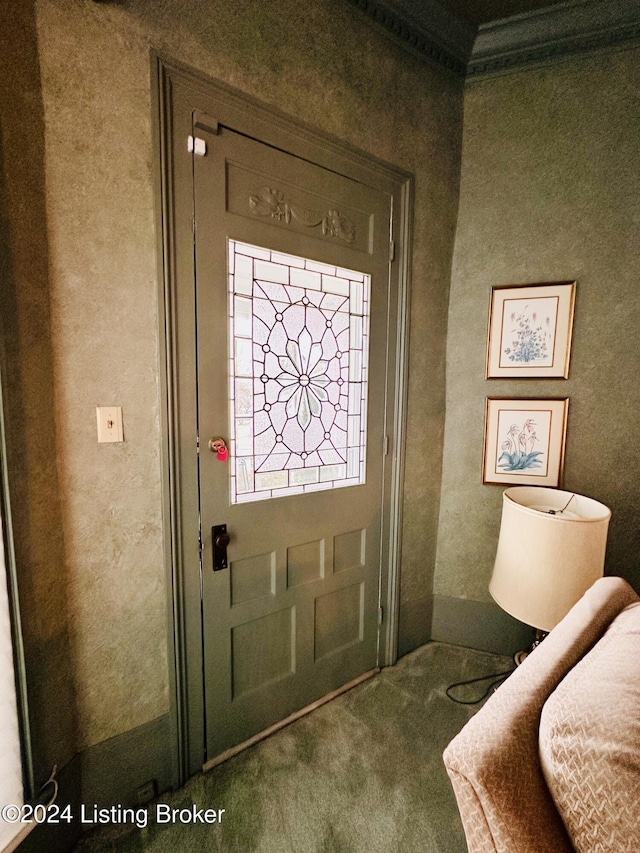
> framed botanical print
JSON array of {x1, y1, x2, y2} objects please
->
[
  {"x1": 482, "y1": 398, "x2": 569, "y2": 486},
  {"x1": 486, "y1": 281, "x2": 576, "y2": 378}
]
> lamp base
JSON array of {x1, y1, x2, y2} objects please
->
[{"x1": 513, "y1": 628, "x2": 548, "y2": 666}]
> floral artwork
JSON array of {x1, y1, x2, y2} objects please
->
[
  {"x1": 486, "y1": 282, "x2": 576, "y2": 378},
  {"x1": 496, "y1": 412, "x2": 550, "y2": 474},
  {"x1": 501, "y1": 297, "x2": 558, "y2": 367},
  {"x1": 483, "y1": 398, "x2": 568, "y2": 486},
  {"x1": 275, "y1": 332, "x2": 332, "y2": 429}
]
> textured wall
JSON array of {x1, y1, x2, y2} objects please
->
[
  {"x1": 436, "y1": 48, "x2": 640, "y2": 607},
  {"x1": 10, "y1": 0, "x2": 463, "y2": 758},
  {"x1": 0, "y1": 0, "x2": 77, "y2": 784}
]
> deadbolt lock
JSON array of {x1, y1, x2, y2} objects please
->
[{"x1": 208, "y1": 437, "x2": 228, "y2": 461}]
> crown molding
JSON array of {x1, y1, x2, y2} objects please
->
[
  {"x1": 376, "y1": 0, "x2": 476, "y2": 60},
  {"x1": 347, "y1": 0, "x2": 640, "y2": 80},
  {"x1": 344, "y1": 0, "x2": 472, "y2": 77},
  {"x1": 467, "y1": 0, "x2": 640, "y2": 79}
]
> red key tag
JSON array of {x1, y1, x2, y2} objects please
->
[{"x1": 209, "y1": 437, "x2": 228, "y2": 462}]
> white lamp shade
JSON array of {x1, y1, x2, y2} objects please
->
[{"x1": 489, "y1": 487, "x2": 611, "y2": 632}]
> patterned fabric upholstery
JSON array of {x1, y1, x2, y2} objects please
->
[
  {"x1": 539, "y1": 601, "x2": 640, "y2": 853},
  {"x1": 442, "y1": 577, "x2": 639, "y2": 853}
]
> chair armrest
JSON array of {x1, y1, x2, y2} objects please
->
[{"x1": 443, "y1": 577, "x2": 639, "y2": 853}]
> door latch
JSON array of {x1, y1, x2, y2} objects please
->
[{"x1": 212, "y1": 524, "x2": 230, "y2": 571}]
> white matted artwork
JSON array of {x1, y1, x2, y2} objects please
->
[
  {"x1": 483, "y1": 398, "x2": 569, "y2": 486},
  {"x1": 486, "y1": 281, "x2": 576, "y2": 378}
]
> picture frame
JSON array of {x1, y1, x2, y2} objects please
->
[
  {"x1": 486, "y1": 281, "x2": 576, "y2": 378},
  {"x1": 482, "y1": 398, "x2": 569, "y2": 486}
]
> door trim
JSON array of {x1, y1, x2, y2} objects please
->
[{"x1": 153, "y1": 54, "x2": 413, "y2": 783}]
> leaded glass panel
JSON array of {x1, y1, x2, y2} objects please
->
[{"x1": 228, "y1": 240, "x2": 370, "y2": 503}]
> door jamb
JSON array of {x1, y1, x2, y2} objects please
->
[{"x1": 153, "y1": 54, "x2": 413, "y2": 784}]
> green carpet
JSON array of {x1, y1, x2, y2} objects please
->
[{"x1": 72, "y1": 642, "x2": 511, "y2": 852}]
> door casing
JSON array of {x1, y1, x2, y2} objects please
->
[{"x1": 153, "y1": 55, "x2": 413, "y2": 783}]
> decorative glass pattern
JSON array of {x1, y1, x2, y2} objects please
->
[{"x1": 228, "y1": 240, "x2": 370, "y2": 503}]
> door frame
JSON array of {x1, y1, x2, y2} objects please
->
[{"x1": 153, "y1": 55, "x2": 413, "y2": 784}]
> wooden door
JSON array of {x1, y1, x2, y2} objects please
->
[{"x1": 159, "y1": 63, "x2": 408, "y2": 771}]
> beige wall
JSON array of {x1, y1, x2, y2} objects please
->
[
  {"x1": 1, "y1": 0, "x2": 462, "y2": 775},
  {"x1": 436, "y1": 47, "x2": 640, "y2": 606},
  {"x1": 0, "y1": 0, "x2": 77, "y2": 780}
]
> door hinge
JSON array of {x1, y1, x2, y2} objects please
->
[
  {"x1": 187, "y1": 135, "x2": 207, "y2": 156},
  {"x1": 389, "y1": 239, "x2": 395, "y2": 263},
  {"x1": 378, "y1": 606, "x2": 384, "y2": 626}
]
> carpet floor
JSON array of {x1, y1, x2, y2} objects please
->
[{"x1": 72, "y1": 642, "x2": 511, "y2": 852}]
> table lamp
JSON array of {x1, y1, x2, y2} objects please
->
[{"x1": 489, "y1": 486, "x2": 611, "y2": 663}]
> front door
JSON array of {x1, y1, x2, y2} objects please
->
[{"x1": 159, "y1": 63, "x2": 409, "y2": 771}]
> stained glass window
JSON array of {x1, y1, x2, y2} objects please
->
[{"x1": 228, "y1": 240, "x2": 370, "y2": 503}]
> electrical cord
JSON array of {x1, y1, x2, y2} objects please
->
[
  {"x1": 445, "y1": 669, "x2": 514, "y2": 705},
  {"x1": 34, "y1": 765, "x2": 58, "y2": 807}
]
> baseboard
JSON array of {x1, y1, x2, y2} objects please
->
[
  {"x1": 79, "y1": 713, "x2": 175, "y2": 812},
  {"x1": 13, "y1": 714, "x2": 176, "y2": 853},
  {"x1": 397, "y1": 596, "x2": 433, "y2": 659},
  {"x1": 431, "y1": 594, "x2": 531, "y2": 656}
]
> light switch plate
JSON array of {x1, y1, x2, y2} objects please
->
[{"x1": 96, "y1": 406, "x2": 124, "y2": 443}]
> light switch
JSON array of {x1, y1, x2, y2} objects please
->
[{"x1": 96, "y1": 406, "x2": 124, "y2": 443}]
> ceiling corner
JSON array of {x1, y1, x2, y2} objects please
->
[
  {"x1": 467, "y1": 0, "x2": 640, "y2": 80},
  {"x1": 346, "y1": 0, "x2": 640, "y2": 80}
]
